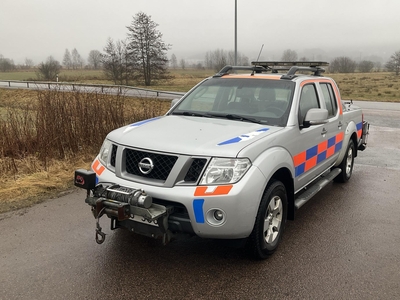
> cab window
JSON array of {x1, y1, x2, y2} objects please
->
[{"x1": 320, "y1": 83, "x2": 338, "y2": 118}]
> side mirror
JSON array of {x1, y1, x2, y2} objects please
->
[{"x1": 302, "y1": 108, "x2": 328, "y2": 128}]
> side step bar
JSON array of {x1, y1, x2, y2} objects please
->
[{"x1": 294, "y1": 168, "x2": 342, "y2": 209}]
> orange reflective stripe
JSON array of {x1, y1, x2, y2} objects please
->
[
  {"x1": 194, "y1": 185, "x2": 233, "y2": 196},
  {"x1": 294, "y1": 132, "x2": 344, "y2": 177},
  {"x1": 293, "y1": 151, "x2": 306, "y2": 167},
  {"x1": 326, "y1": 146, "x2": 335, "y2": 158},
  {"x1": 92, "y1": 159, "x2": 105, "y2": 176},
  {"x1": 305, "y1": 156, "x2": 317, "y2": 172},
  {"x1": 336, "y1": 131, "x2": 344, "y2": 142},
  {"x1": 318, "y1": 140, "x2": 328, "y2": 153}
]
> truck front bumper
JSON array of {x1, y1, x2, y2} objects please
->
[{"x1": 74, "y1": 163, "x2": 267, "y2": 243}]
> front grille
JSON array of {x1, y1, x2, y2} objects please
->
[
  {"x1": 184, "y1": 158, "x2": 207, "y2": 183},
  {"x1": 110, "y1": 144, "x2": 118, "y2": 167},
  {"x1": 125, "y1": 149, "x2": 178, "y2": 181}
]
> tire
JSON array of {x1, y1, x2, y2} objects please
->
[
  {"x1": 334, "y1": 139, "x2": 355, "y2": 183},
  {"x1": 247, "y1": 180, "x2": 288, "y2": 259}
]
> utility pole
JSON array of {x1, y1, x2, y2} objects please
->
[{"x1": 235, "y1": 0, "x2": 237, "y2": 65}]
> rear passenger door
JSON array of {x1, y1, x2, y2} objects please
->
[{"x1": 317, "y1": 81, "x2": 343, "y2": 168}]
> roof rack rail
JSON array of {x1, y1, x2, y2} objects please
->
[
  {"x1": 213, "y1": 65, "x2": 268, "y2": 77},
  {"x1": 281, "y1": 66, "x2": 326, "y2": 79}
]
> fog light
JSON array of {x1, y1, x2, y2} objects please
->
[
  {"x1": 214, "y1": 210, "x2": 224, "y2": 221},
  {"x1": 206, "y1": 209, "x2": 226, "y2": 226}
]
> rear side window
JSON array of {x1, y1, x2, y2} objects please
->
[{"x1": 320, "y1": 83, "x2": 338, "y2": 118}]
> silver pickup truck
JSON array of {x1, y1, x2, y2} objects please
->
[{"x1": 74, "y1": 61, "x2": 369, "y2": 259}]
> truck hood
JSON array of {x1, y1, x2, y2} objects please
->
[{"x1": 107, "y1": 116, "x2": 283, "y2": 157}]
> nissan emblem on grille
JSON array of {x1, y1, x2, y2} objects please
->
[{"x1": 138, "y1": 157, "x2": 154, "y2": 174}]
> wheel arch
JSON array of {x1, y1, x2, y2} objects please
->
[
  {"x1": 270, "y1": 168, "x2": 295, "y2": 220},
  {"x1": 335, "y1": 122, "x2": 359, "y2": 166},
  {"x1": 252, "y1": 147, "x2": 295, "y2": 221}
]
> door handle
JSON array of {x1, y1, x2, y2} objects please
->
[
  {"x1": 321, "y1": 128, "x2": 327, "y2": 135},
  {"x1": 338, "y1": 121, "x2": 343, "y2": 129}
]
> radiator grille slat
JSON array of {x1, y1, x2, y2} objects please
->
[{"x1": 125, "y1": 149, "x2": 178, "y2": 181}]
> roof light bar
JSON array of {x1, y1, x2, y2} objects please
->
[{"x1": 252, "y1": 61, "x2": 329, "y2": 67}]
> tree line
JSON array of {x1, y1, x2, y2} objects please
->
[{"x1": 1, "y1": 12, "x2": 400, "y2": 81}]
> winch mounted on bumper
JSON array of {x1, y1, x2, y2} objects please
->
[{"x1": 74, "y1": 169, "x2": 174, "y2": 245}]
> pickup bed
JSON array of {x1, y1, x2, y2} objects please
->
[{"x1": 74, "y1": 61, "x2": 369, "y2": 259}]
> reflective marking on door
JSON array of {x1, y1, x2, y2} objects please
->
[{"x1": 293, "y1": 132, "x2": 344, "y2": 177}]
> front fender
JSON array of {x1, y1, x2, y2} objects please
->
[{"x1": 251, "y1": 146, "x2": 295, "y2": 185}]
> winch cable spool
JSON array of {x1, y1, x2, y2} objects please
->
[{"x1": 94, "y1": 184, "x2": 153, "y2": 209}]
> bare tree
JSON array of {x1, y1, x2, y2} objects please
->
[
  {"x1": 204, "y1": 49, "x2": 227, "y2": 71},
  {"x1": 36, "y1": 56, "x2": 61, "y2": 80},
  {"x1": 281, "y1": 49, "x2": 298, "y2": 61},
  {"x1": 375, "y1": 61, "x2": 382, "y2": 72},
  {"x1": 385, "y1": 50, "x2": 400, "y2": 75},
  {"x1": 204, "y1": 49, "x2": 249, "y2": 70},
  {"x1": 102, "y1": 38, "x2": 130, "y2": 85},
  {"x1": 87, "y1": 50, "x2": 102, "y2": 69},
  {"x1": 330, "y1": 57, "x2": 357, "y2": 73},
  {"x1": 0, "y1": 55, "x2": 15, "y2": 72},
  {"x1": 126, "y1": 12, "x2": 171, "y2": 86},
  {"x1": 358, "y1": 60, "x2": 374, "y2": 73},
  {"x1": 71, "y1": 48, "x2": 84, "y2": 69},
  {"x1": 24, "y1": 58, "x2": 34, "y2": 69},
  {"x1": 179, "y1": 58, "x2": 186, "y2": 70},
  {"x1": 63, "y1": 49, "x2": 72, "y2": 69},
  {"x1": 170, "y1": 53, "x2": 178, "y2": 69}
]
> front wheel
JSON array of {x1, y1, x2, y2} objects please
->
[
  {"x1": 334, "y1": 139, "x2": 355, "y2": 183},
  {"x1": 247, "y1": 180, "x2": 288, "y2": 259}
]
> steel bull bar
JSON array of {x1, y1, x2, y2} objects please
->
[{"x1": 74, "y1": 169, "x2": 174, "y2": 245}]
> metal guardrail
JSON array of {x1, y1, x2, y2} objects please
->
[{"x1": 0, "y1": 80, "x2": 185, "y2": 100}]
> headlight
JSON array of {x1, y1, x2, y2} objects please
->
[
  {"x1": 200, "y1": 158, "x2": 251, "y2": 185},
  {"x1": 98, "y1": 139, "x2": 112, "y2": 165}
]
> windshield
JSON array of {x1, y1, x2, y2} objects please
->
[{"x1": 170, "y1": 77, "x2": 295, "y2": 126}]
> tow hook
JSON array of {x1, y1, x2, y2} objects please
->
[{"x1": 95, "y1": 207, "x2": 106, "y2": 244}]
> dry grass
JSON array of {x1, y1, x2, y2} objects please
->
[
  {"x1": 328, "y1": 72, "x2": 400, "y2": 102},
  {"x1": 0, "y1": 88, "x2": 170, "y2": 213}
]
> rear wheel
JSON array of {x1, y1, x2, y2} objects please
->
[
  {"x1": 248, "y1": 180, "x2": 287, "y2": 259},
  {"x1": 334, "y1": 139, "x2": 355, "y2": 183}
]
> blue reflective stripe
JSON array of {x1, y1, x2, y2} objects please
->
[
  {"x1": 130, "y1": 117, "x2": 160, "y2": 127},
  {"x1": 217, "y1": 128, "x2": 270, "y2": 145},
  {"x1": 328, "y1": 136, "x2": 336, "y2": 148},
  {"x1": 218, "y1": 137, "x2": 242, "y2": 145},
  {"x1": 356, "y1": 122, "x2": 363, "y2": 130},
  {"x1": 193, "y1": 199, "x2": 205, "y2": 223}
]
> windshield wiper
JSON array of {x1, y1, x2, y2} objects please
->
[
  {"x1": 172, "y1": 111, "x2": 213, "y2": 118},
  {"x1": 224, "y1": 114, "x2": 265, "y2": 124}
]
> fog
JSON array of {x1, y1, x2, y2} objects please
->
[{"x1": 1, "y1": 0, "x2": 399, "y2": 65}]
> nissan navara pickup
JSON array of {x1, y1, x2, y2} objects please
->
[{"x1": 74, "y1": 61, "x2": 369, "y2": 259}]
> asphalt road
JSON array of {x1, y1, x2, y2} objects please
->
[{"x1": 1, "y1": 101, "x2": 399, "y2": 300}]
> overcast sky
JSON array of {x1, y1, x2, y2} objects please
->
[{"x1": 1, "y1": 0, "x2": 399, "y2": 64}]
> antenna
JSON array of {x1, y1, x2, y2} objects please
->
[{"x1": 251, "y1": 44, "x2": 264, "y2": 75}]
